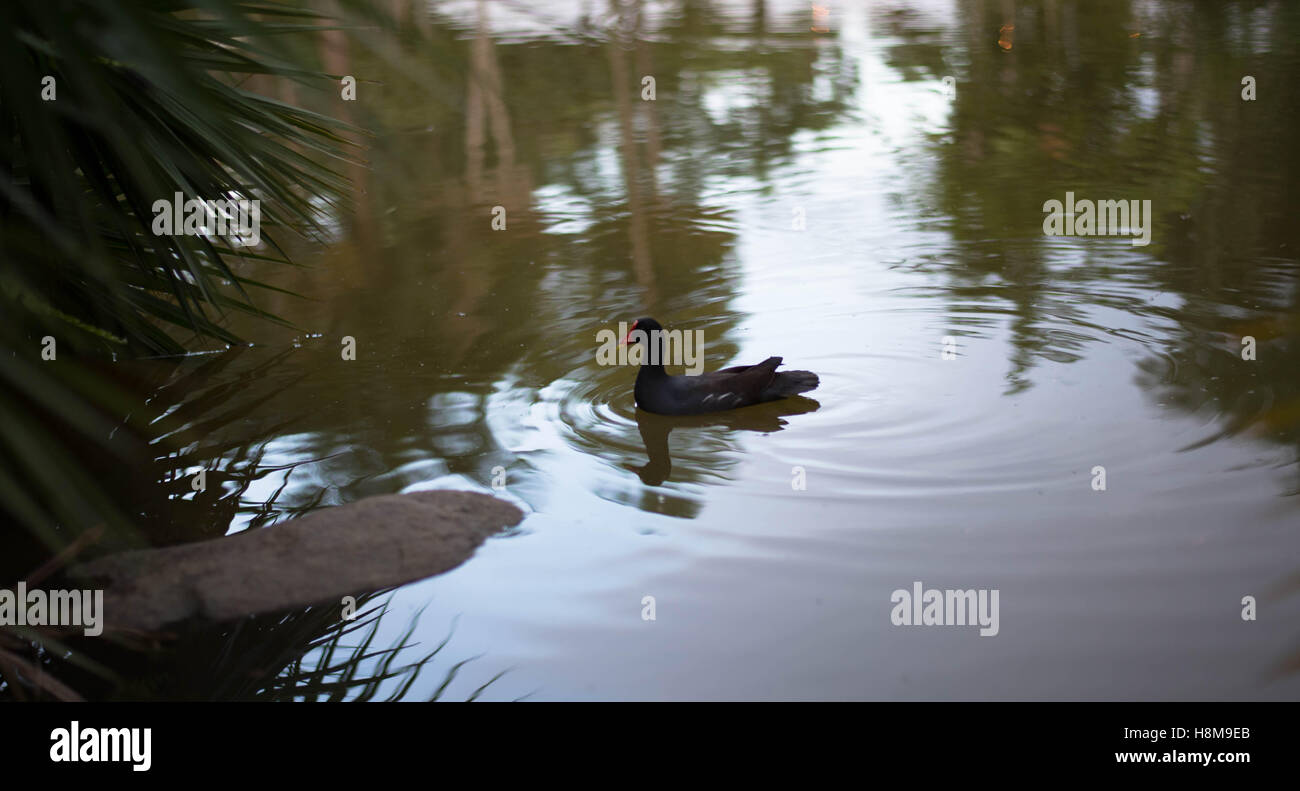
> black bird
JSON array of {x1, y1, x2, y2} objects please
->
[{"x1": 621, "y1": 317, "x2": 820, "y2": 416}]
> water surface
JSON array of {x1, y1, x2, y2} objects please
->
[{"x1": 129, "y1": 0, "x2": 1300, "y2": 699}]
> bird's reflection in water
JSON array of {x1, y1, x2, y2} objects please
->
[{"x1": 627, "y1": 397, "x2": 821, "y2": 486}]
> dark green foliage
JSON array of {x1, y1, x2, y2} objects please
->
[{"x1": 0, "y1": 0, "x2": 359, "y2": 551}]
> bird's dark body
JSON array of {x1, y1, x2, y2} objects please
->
[{"x1": 625, "y1": 318, "x2": 819, "y2": 416}]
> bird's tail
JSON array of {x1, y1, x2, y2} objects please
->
[{"x1": 769, "y1": 370, "x2": 819, "y2": 396}]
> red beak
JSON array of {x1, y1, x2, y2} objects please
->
[{"x1": 619, "y1": 320, "x2": 638, "y2": 346}]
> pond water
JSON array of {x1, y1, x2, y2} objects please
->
[{"x1": 129, "y1": 0, "x2": 1300, "y2": 699}]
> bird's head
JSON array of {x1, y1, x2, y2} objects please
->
[{"x1": 620, "y1": 317, "x2": 662, "y2": 346}]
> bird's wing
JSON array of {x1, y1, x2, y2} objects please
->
[{"x1": 713, "y1": 356, "x2": 782, "y2": 376}]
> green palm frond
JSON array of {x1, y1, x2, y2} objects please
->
[
  {"x1": 0, "y1": 0, "x2": 375, "y2": 552},
  {"x1": 1, "y1": 0, "x2": 361, "y2": 357}
]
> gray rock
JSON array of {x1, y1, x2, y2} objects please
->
[{"x1": 70, "y1": 490, "x2": 523, "y2": 634}]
